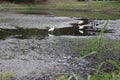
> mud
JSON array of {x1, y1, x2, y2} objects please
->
[
  {"x1": 0, "y1": 37, "x2": 93, "y2": 80},
  {"x1": 0, "y1": 12, "x2": 79, "y2": 29},
  {"x1": 0, "y1": 11, "x2": 120, "y2": 80}
]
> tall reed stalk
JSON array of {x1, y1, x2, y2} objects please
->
[
  {"x1": 58, "y1": 20, "x2": 120, "y2": 80},
  {"x1": 97, "y1": 20, "x2": 109, "y2": 65}
]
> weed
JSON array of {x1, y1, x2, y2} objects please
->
[
  {"x1": 0, "y1": 18, "x2": 6, "y2": 22},
  {"x1": 0, "y1": 71, "x2": 13, "y2": 80},
  {"x1": 58, "y1": 20, "x2": 120, "y2": 80}
]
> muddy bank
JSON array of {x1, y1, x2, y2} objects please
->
[
  {"x1": 0, "y1": 11, "x2": 120, "y2": 80},
  {"x1": 0, "y1": 37, "x2": 94, "y2": 80},
  {"x1": 0, "y1": 11, "x2": 120, "y2": 40},
  {"x1": 0, "y1": 37, "x2": 119, "y2": 80},
  {"x1": 0, "y1": 12, "x2": 79, "y2": 29}
]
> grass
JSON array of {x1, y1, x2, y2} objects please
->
[
  {"x1": 0, "y1": 1, "x2": 120, "y2": 11},
  {"x1": 50, "y1": 10, "x2": 120, "y2": 19},
  {"x1": 12, "y1": 9, "x2": 119, "y2": 19},
  {"x1": 73, "y1": 38, "x2": 120, "y2": 60},
  {"x1": 58, "y1": 21, "x2": 120, "y2": 80},
  {"x1": 0, "y1": 71, "x2": 13, "y2": 80},
  {"x1": 0, "y1": 1, "x2": 120, "y2": 19}
]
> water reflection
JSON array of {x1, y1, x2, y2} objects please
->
[
  {"x1": 0, "y1": 26, "x2": 97, "y2": 40},
  {"x1": 0, "y1": 19, "x2": 114, "y2": 40}
]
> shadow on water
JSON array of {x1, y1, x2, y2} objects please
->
[{"x1": 0, "y1": 27, "x2": 88, "y2": 40}]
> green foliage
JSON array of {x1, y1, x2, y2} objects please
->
[
  {"x1": 58, "y1": 21, "x2": 120, "y2": 80},
  {"x1": 0, "y1": 71, "x2": 13, "y2": 80},
  {"x1": 97, "y1": 20, "x2": 109, "y2": 64},
  {"x1": 73, "y1": 20, "x2": 109, "y2": 63},
  {"x1": 59, "y1": 75, "x2": 67, "y2": 80},
  {"x1": 0, "y1": 1, "x2": 120, "y2": 19},
  {"x1": 89, "y1": 71, "x2": 120, "y2": 80},
  {"x1": 59, "y1": 61, "x2": 120, "y2": 80},
  {"x1": 58, "y1": 72, "x2": 84, "y2": 80},
  {"x1": 89, "y1": 60, "x2": 120, "y2": 80},
  {"x1": 107, "y1": 60, "x2": 120, "y2": 71}
]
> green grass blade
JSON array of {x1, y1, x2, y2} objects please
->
[
  {"x1": 71, "y1": 72, "x2": 79, "y2": 80},
  {"x1": 96, "y1": 62, "x2": 105, "y2": 74},
  {"x1": 107, "y1": 60, "x2": 120, "y2": 71},
  {"x1": 71, "y1": 51, "x2": 97, "y2": 64},
  {"x1": 99, "y1": 20, "x2": 109, "y2": 44},
  {"x1": 68, "y1": 75, "x2": 73, "y2": 80}
]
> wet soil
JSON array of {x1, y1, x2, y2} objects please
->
[
  {"x1": 0, "y1": 11, "x2": 120, "y2": 80},
  {"x1": 0, "y1": 37, "x2": 92, "y2": 80}
]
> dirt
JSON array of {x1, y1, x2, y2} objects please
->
[
  {"x1": 0, "y1": 11, "x2": 120, "y2": 80},
  {"x1": 0, "y1": 12, "x2": 79, "y2": 29},
  {"x1": 0, "y1": 37, "x2": 93, "y2": 80}
]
